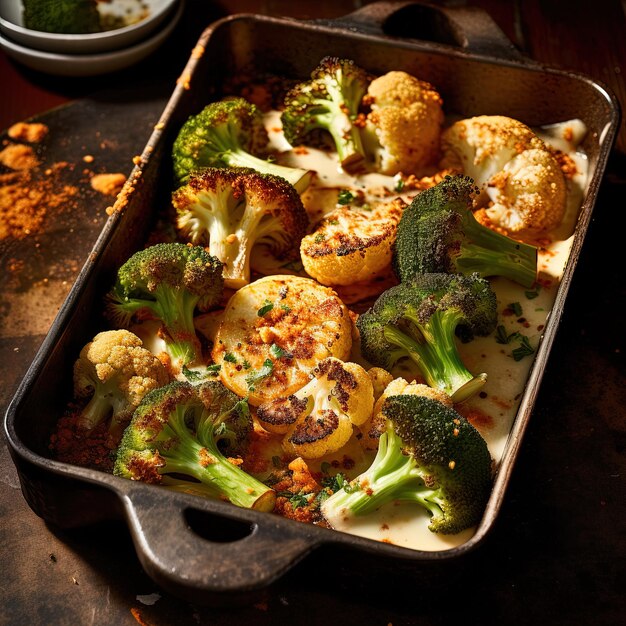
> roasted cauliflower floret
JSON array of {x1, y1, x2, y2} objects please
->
[
  {"x1": 486, "y1": 148, "x2": 568, "y2": 232},
  {"x1": 300, "y1": 197, "x2": 406, "y2": 286},
  {"x1": 73, "y1": 330, "x2": 170, "y2": 434},
  {"x1": 363, "y1": 71, "x2": 444, "y2": 175},
  {"x1": 359, "y1": 378, "x2": 452, "y2": 450},
  {"x1": 367, "y1": 367, "x2": 394, "y2": 402},
  {"x1": 212, "y1": 275, "x2": 353, "y2": 406},
  {"x1": 441, "y1": 115, "x2": 567, "y2": 233},
  {"x1": 257, "y1": 357, "x2": 374, "y2": 459}
]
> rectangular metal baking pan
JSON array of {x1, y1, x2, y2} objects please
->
[{"x1": 4, "y1": 0, "x2": 620, "y2": 601}]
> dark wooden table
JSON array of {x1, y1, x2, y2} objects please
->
[{"x1": 1, "y1": 1, "x2": 624, "y2": 624}]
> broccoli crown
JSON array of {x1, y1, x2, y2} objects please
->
[
  {"x1": 356, "y1": 273, "x2": 496, "y2": 401},
  {"x1": 172, "y1": 167, "x2": 309, "y2": 288},
  {"x1": 393, "y1": 175, "x2": 538, "y2": 288},
  {"x1": 281, "y1": 57, "x2": 371, "y2": 170},
  {"x1": 172, "y1": 98, "x2": 311, "y2": 192},
  {"x1": 23, "y1": 0, "x2": 101, "y2": 34},
  {"x1": 322, "y1": 394, "x2": 492, "y2": 534},
  {"x1": 107, "y1": 243, "x2": 224, "y2": 367},
  {"x1": 114, "y1": 380, "x2": 275, "y2": 511}
]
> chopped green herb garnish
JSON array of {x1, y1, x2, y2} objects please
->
[
  {"x1": 182, "y1": 365, "x2": 204, "y2": 381},
  {"x1": 257, "y1": 299, "x2": 274, "y2": 316},
  {"x1": 242, "y1": 359, "x2": 251, "y2": 370},
  {"x1": 393, "y1": 175, "x2": 405, "y2": 192},
  {"x1": 223, "y1": 353, "x2": 238, "y2": 364},
  {"x1": 337, "y1": 189, "x2": 355, "y2": 205},
  {"x1": 280, "y1": 304, "x2": 292, "y2": 313},
  {"x1": 525, "y1": 285, "x2": 541, "y2": 300},
  {"x1": 245, "y1": 358, "x2": 274, "y2": 389},
  {"x1": 270, "y1": 343, "x2": 292, "y2": 359},
  {"x1": 320, "y1": 461, "x2": 331, "y2": 475},
  {"x1": 512, "y1": 336, "x2": 535, "y2": 361},
  {"x1": 508, "y1": 302, "x2": 523, "y2": 316},
  {"x1": 328, "y1": 219, "x2": 339, "y2": 226},
  {"x1": 495, "y1": 325, "x2": 521, "y2": 345},
  {"x1": 277, "y1": 490, "x2": 311, "y2": 510},
  {"x1": 314, "y1": 233, "x2": 326, "y2": 243}
]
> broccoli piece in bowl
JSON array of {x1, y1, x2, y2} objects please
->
[{"x1": 23, "y1": 0, "x2": 101, "y2": 34}]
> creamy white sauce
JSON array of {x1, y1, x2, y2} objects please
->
[{"x1": 261, "y1": 114, "x2": 588, "y2": 550}]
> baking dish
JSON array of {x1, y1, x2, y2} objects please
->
[{"x1": 4, "y1": 1, "x2": 619, "y2": 601}]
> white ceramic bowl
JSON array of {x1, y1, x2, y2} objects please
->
[
  {"x1": 0, "y1": 0, "x2": 178, "y2": 54},
  {"x1": 0, "y1": 0, "x2": 183, "y2": 76}
]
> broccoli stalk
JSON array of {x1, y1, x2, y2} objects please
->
[
  {"x1": 356, "y1": 273, "x2": 497, "y2": 402},
  {"x1": 281, "y1": 57, "x2": 371, "y2": 171},
  {"x1": 322, "y1": 394, "x2": 493, "y2": 534},
  {"x1": 172, "y1": 167, "x2": 309, "y2": 289},
  {"x1": 107, "y1": 243, "x2": 224, "y2": 369},
  {"x1": 172, "y1": 98, "x2": 312, "y2": 193},
  {"x1": 393, "y1": 175, "x2": 538, "y2": 288},
  {"x1": 115, "y1": 381, "x2": 275, "y2": 511}
]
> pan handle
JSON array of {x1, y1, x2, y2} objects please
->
[
  {"x1": 318, "y1": 1, "x2": 524, "y2": 61},
  {"x1": 121, "y1": 487, "x2": 318, "y2": 596}
]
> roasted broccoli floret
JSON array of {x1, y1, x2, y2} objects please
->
[
  {"x1": 322, "y1": 394, "x2": 493, "y2": 534},
  {"x1": 114, "y1": 381, "x2": 275, "y2": 511},
  {"x1": 393, "y1": 175, "x2": 538, "y2": 287},
  {"x1": 172, "y1": 98, "x2": 312, "y2": 192},
  {"x1": 22, "y1": 0, "x2": 101, "y2": 33},
  {"x1": 172, "y1": 167, "x2": 309, "y2": 288},
  {"x1": 356, "y1": 273, "x2": 497, "y2": 402},
  {"x1": 281, "y1": 57, "x2": 371, "y2": 172},
  {"x1": 106, "y1": 243, "x2": 224, "y2": 371},
  {"x1": 73, "y1": 330, "x2": 170, "y2": 434}
]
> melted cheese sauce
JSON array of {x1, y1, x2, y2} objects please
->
[{"x1": 259, "y1": 113, "x2": 588, "y2": 551}]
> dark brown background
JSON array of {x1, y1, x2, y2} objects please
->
[{"x1": 1, "y1": 1, "x2": 624, "y2": 624}]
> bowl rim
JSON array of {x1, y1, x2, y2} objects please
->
[
  {"x1": 0, "y1": 0, "x2": 178, "y2": 43},
  {"x1": 0, "y1": 0, "x2": 183, "y2": 71}
]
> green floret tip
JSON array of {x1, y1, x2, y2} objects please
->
[
  {"x1": 172, "y1": 98, "x2": 311, "y2": 192},
  {"x1": 114, "y1": 381, "x2": 275, "y2": 511},
  {"x1": 321, "y1": 394, "x2": 493, "y2": 534},
  {"x1": 356, "y1": 273, "x2": 497, "y2": 402},
  {"x1": 281, "y1": 57, "x2": 371, "y2": 171},
  {"x1": 393, "y1": 175, "x2": 538, "y2": 288},
  {"x1": 171, "y1": 167, "x2": 309, "y2": 289},
  {"x1": 106, "y1": 243, "x2": 224, "y2": 368},
  {"x1": 23, "y1": 0, "x2": 101, "y2": 34}
]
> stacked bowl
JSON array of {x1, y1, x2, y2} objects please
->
[{"x1": 0, "y1": 0, "x2": 183, "y2": 76}]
